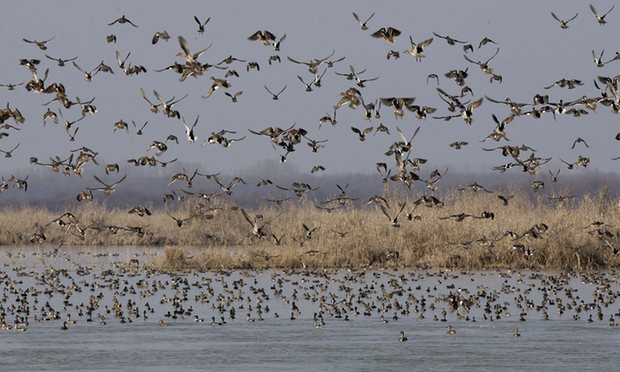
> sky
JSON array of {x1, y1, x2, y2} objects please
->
[{"x1": 0, "y1": 0, "x2": 619, "y2": 185}]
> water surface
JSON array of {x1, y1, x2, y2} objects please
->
[{"x1": 0, "y1": 246, "x2": 618, "y2": 371}]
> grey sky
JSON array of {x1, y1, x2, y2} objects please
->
[{"x1": 0, "y1": 0, "x2": 618, "y2": 183}]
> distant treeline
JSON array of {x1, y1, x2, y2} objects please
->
[{"x1": 1, "y1": 161, "x2": 619, "y2": 210}]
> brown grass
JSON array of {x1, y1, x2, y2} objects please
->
[{"x1": 1, "y1": 189, "x2": 619, "y2": 271}]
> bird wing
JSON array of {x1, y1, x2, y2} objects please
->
[
  {"x1": 589, "y1": 4, "x2": 598, "y2": 16},
  {"x1": 112, "y1": 175, "x2": 127, "y2": 187},
  {"x1": 420, "y1": 38, "x2": 434, "y2": 47},
  {"x1": 379, "y1": 204, "x2": 392, "y2": 220},
  {"x1": 178, "y1": 36, "x2": 191, "y2": 58},
  {"x1": 240, "y1": 208, "x2": 255, "y2": 227},
  {"x1": 93, "y1": 175, "x2": 109, "y2": 187}
]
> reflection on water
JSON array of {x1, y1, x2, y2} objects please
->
[{"x1": 0, "y1": 246, "x2": 619, "y2": 371}]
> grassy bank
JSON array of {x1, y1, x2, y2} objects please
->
[{"x1": 1, "y1": 189, "x2": 619, "y2": 271}]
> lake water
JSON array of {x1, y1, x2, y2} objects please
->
[{"x1": 0, "y1": 246, "x2": 619, "y2": 371}]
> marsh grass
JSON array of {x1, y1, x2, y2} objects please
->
[{"x1": 1, "y1": 190, "x2": 619, "y2": 271}]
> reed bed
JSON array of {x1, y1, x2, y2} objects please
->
[{"x1": 1, "y1": 189, "x2": 619, "y2": 271}]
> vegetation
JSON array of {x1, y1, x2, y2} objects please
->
[{"x1": 1, "y1": 188, "x2": 619, "y2": 272}]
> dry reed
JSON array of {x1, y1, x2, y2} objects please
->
[{"x1": 1, "y1": 189, "x2": 619, "y2": 271}]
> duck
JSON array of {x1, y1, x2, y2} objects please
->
[
  {"x1": 371, "y1": 27, "x2": 401, "y2": 43},
  {"x1": 194, "y1": 15, "x2": 211, "y2": 34},
  {"x1": 447, "y1": 325, "x2": 456, "y2": 335},
  {"x1": 551, "y1": 11, "x2": 578, "y2": 29},
  {"x1": 202, "y1": 77, "x2": 230, "y2": 99},
  {"x1": 99, "y1": 163, "x2": 118, "y2": 176},
  {"x1": 168, "y1": 169, "x2": 198, "y2": 188},
  {"x1": 432, "y1": 32, "x2": 467, "y2": 46},
  {"x1": 352, "y1": 12, "x2": 375, "y2": 30},
  {"x1": 379, "y1": 202, "x2": 407, "y2": 227},
  {"x1": 240, "y1": 208, "x2": 267, "y2": 238},
  {"x1": 593, "y1": 49, "x2": 606, "y2": 67},
  {"x1": 132, "y1": 120, "x2": 148, "y2": 135},
  {"x1": 459, "y1": 98, "x2": 484, "y2": 125},
  {"x1": 297, "y1": 75, "x2": 313, "y2": 92},
  {"x1": 264, "y1": 85, "x2": 287, "y2": 100},
  {"x1": 108, "y1": 15, "x2": 139, "y2": 27},
  {"x1": 113, "y1": 120, "x2": 129, "y2": 133},
  {"x1": 128, "y1": 206, "x2": 151, "y2": 217},
  {"x1": 166, "y1": 212, "x2": 196, "y2": 228},
  {"x1": 225, "y1": 91, "x2": 243, "y2": 103},
  {"x1": 589, "y1": 4, "x2": 614, "y2": 25},
  {"x1": 403, "y1": 36, "x2": 433, "y2": 62},
  {"x1": 45, "y1": 54, "x2": 77, "y2": 67},
  {"x1": 351, "y1": 126, "x2": 373, "y2": 141},
  {"x1": 72, "y1": 61, "x2": 98, "y2": 82},
  {"x1": 87, "y1": 175, "x2": 127, "y2": 196},
  {"x1": 0, "y1": 142, "x2": 20, "y2": 158},
  {"x1": 153, "y1": 90, "x2": 188, "y2": 118},
  {"x1": 152, "y1": 31, "x2": 171, "y2": 45},
  {"x1": 177, "y1": 36, "x2": 212, "y2": 65},
  {"x1": 272, "y1": 34, "x2": 286, "y2": 51},
  {"x1": 464, "y1": 48, "x2": 500, "y2": 75},
  {"x1": 0, "y1": 82, "x2": 25, "y2": 91},
  {"x1": 22, "y1": 36, "x2": 55, "y2": 50},
  {"x1": 287, "y1": 49, "x2": 335, "y2": 74},
  {"x1": 248, "y1": 30, "x2": 276, "y2": 46},
  {"x1": 182, "y1": 116, "x2": 199, "y2": 143}
]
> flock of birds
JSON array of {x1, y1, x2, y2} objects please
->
[
  {"x1": 0, "y1": 247, "x2": 619, "y2": 339},
  {"x1": 1, "y1": 6, "x2": 620, "y2": 252},
  {"x1": 2, "y1": 6, "x2": 620, "y2": 345}
]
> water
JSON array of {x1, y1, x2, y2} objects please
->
[{"x1": 0, "y1": 246, "x2": 619, "y2": 371}]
